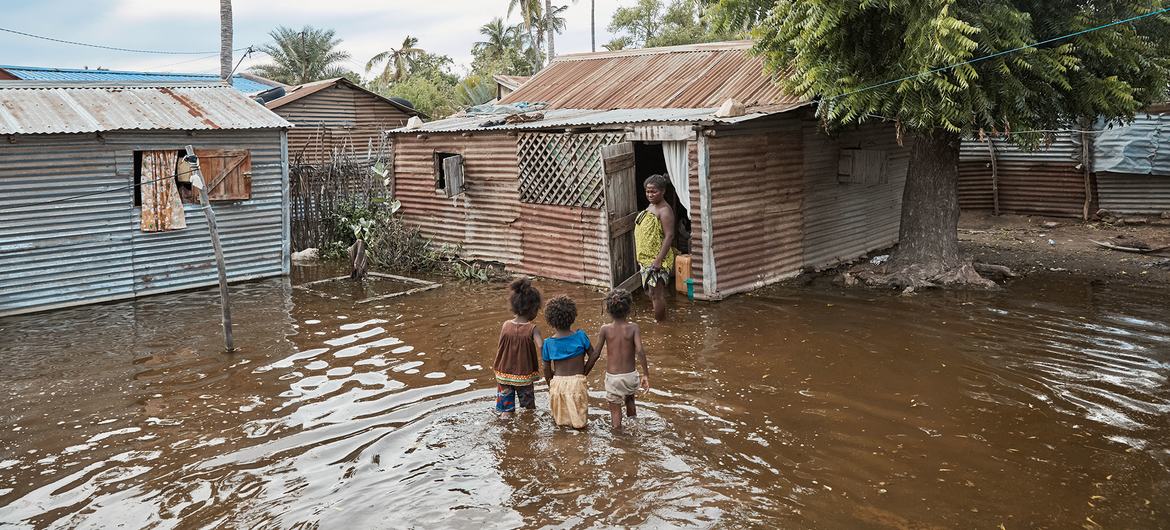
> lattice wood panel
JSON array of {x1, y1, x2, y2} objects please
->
[{"x1": 517, "y1": 133, "x2": 623, "y2": 209}]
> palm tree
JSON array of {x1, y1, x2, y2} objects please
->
[
  {"x1": 508, "y1": 0, "x2": 542, "y2": 63},
  {"x1": 366, "y1": 36, "x2": 425, "y2": 83},
  {"x1": 219, "y1": 0, "x2": 232, "y2": 81},
  {"x1": 251, "y1": 26, "x2": 352, "y2": 85},
  {"x1": 473, "y1": 18, "x2": 517, "y2": 61},
  {"x1": 540, "y1": 3, "x2": 569, "y2": 65}
]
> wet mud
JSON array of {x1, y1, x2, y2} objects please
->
[{"x1": 1, "y1": 266, "x2": 1168, "y2": 528}]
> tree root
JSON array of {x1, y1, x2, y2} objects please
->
[{"x1": 849, "y1": 260, "x2": 1002, "y2": 291}]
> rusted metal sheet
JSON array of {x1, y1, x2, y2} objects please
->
[
  {"x1": 272, "y1": 81, "x2": 412, "y2": 164},
  {"x1": 0, "y1": 82, "x2": 290, "y2": 135},
  {"x1": 707, "y1": 114, "x2": 804, "y2": 297},
  {"x1": 0, "y1": 129, "x2": 289, "y2": 317},
  {"x1": 959, "y1": 133, "x2": 1085, "y2": 217},
  {"x1": 1096, "y1": 172, "x2": 1170, "y2": 214},
  {"x1": 802, "y1": 120, "x2": 908, "y2": 270},
  {"x1": 686, "y1": 140, "x2": 703, "y2": 292},
  {"x1": 500, "y1": 41, "x2": 802, "y2": 110},
  {"x1": 392, "y1": 132, "x2": 610, "y2": 285}
]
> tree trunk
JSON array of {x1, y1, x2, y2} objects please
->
[
  {"x1": 892, "y1": 129, "x2": 963, "y2": 271},
  {"x1": 219, "y1": 0, "x2": 233, "y2": 81},
  {"x1": 858, "y1": 128, "x2": 995, "y2": 289},
  {"x1": 545, "y1": 0, "x2": 555, "y2": 66}
]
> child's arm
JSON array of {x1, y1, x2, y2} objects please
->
[
  {"x1": 634, "y1": 325, "x2": 650, "y2": 391},
  {"x1": 531, "y1": 326, "x2": 544, "y2": 378},
  {"x1": 543, "y1": 360, "x2": 555, "y2": 382},
  {"x1": 584, "y1": 327, "x2": 605, "y2": 375}
]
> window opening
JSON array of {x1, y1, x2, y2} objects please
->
[{"x1": 434, "y1": 151, "x2": 459, "y2": 192}]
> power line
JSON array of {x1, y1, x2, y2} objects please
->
[
  {"x1": 0, "y1": 26, "x2": 251, "y2": 55},
  {"x1": 829, "y1": 6, "x2": 1170, "y2": 101}
]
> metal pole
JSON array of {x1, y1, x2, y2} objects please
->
[{"x1": 185, "y1": 145, "x2": 235, "y2": 351}]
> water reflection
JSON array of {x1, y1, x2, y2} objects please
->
[{"x1": 1, "y1": 270, "x2": 1168, "y2": 528}]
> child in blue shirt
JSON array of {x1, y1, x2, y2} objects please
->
[{"x1": 542, "y1": 296, "x2": 599, "y2": 428}]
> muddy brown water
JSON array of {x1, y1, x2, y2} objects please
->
[{"x1": 1, "y1": 267, "x2": 1168, "y2": 528}]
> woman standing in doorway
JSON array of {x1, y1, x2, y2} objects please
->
[{"x1": 634, "y1": 174, "x2": 676, "y2": 322}]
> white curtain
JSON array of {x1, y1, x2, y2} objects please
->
[{"x1": 661, "y1": 141, "x2": 690, "y2": 210}]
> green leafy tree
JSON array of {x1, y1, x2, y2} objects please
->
[
  {"x1": 250, "y1": 26, "x2": 354, "y2": 84},
  {"x1": 366, "y1": 36, "x2": 425, "y2": 83},
  {"x1": 377, "y1": 75, "x2": 458, "y2": 119},
  {"x1": 606, "y1": 0, "x2": 725, "y2": 49},
  {"x1": 747, "y1": 0, "x2": 1170, "y2": 286}
]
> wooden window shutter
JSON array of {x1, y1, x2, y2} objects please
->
[
  {"x1": 196, "y1": 149, "x2": 252, "y2": 200},
  {"x1": 443, "y1": 154, "x2": 465, "y2": 197}
]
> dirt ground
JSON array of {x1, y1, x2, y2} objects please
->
[{"x1": 959, "y1": 210, "x2": 1170, "y2": 285}]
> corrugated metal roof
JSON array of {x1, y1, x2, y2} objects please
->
[
  {"x1": 393, "y1": 105, "x2": 806, "y2": 134},
  {"x1": 265, "y1": 77, "x2": 424, "y2": 118},
  {"x1": 0, "y1": 82, "x2": 291, "y2": 134},
  {"x1": 0, "y1": 65, "x2": 281, "y2": 93},
  {"x1": 493, "y1": 74, "x2": 529, "y2": 91},
  {"x1": 499, "y1": 40, "x2": 803, "y2": 110}
]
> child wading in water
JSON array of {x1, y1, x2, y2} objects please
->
[
  {"x1": 492, "y1": 279, "x2": 543, "y2": 419},
  {"x1": 542, "y1": 296, "x2": 599, "y2": 429},
  {"x1": 596, "y1": 289, "x2": 650, "y2": 430}
]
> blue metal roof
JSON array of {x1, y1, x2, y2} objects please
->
[{"x1": 0, "y1": 65, "x2": 279, "y2": 93}]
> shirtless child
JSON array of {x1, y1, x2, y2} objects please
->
[{"x1": 595, "y1": 289, "x2": 651, "y2": 430}]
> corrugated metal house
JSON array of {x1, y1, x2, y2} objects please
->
[
  {"x1": 265, "y1": 77, "x2": 424, "y2": 163},
  {"x1": 0, "y1": 81, "x2": 292, "y2": 317},
  {"x1": 493, "y1": 74, "x2": 529, "y2": 100},
  {"x1": 959, "y1": 105, "x2": 1170, "y2": 217},
  {"x1": 0, "y1": 64, "x2": 282, "y2": 94},
  {"x1": 388, "y1": 41, "x2": 911, "y2": 300}
]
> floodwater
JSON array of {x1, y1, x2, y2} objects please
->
[{"x1": 1, "y1": 267, "x2": 1168, "y2": 529}]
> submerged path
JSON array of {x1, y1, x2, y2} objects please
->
[{"x1": 1, "y1": 267, "x2": 1167, "y2": 528}]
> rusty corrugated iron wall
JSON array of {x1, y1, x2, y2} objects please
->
[
  {"x1": 802, "y1": 121, "x2": 909, "y2": 270},
  {"x1": 1, "y1": 129, "x2": 289, "y2": 317},
  {"x1": 959, "y1": 133, "x2": 1087, "y2": 218},
  {"x1": 276, "y1": 83, "x2": 410, "y2": 163},
  {"x1": 1096, "y1": 172, "x2": 1170, "y2": 214},
  {"x1": 707, "y1": 114, "x2": 805, "y2": 297},
  {"x1": 392, "y1": 132, "x2": 610, "y2": 286}
]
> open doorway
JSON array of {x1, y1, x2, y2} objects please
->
[{"x1": 632, "y1": 141, "x2": 691, "y2": 252}]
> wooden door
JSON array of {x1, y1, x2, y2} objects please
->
[{"x1": 602, "y1": 142, "x2": 639, "y2": 289}]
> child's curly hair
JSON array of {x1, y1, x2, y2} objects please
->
[
  {"x1": 544, "y1": 295, "x2": 577, "y2": 331},
  {"x1": 604, "y1": 289, "x2": 632, "y2": 319},
  {"x1": 509, "y1": 278, "x2": 541, "y2": 320}
]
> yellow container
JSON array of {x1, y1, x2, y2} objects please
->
[{"x1": 674, "y1": 254, "x2": 692, "y2": 294}]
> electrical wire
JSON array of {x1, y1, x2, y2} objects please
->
[
  {"x1": 0, "y1": 26, "x2": 251, "y2": 55},
  {"x1": 828, "y1": 5, "x2": 1170, "y2": 101}
]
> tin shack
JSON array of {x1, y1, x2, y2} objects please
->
[
  {"x1": 264, "y1": 77, "x2": 424, "y2": 163},
  {"x1": 0, "y1": 81, "x2": 292, "y2": 317},
  {"x1": 388, "y1": 41, "x2": 911, "y2": 300}
]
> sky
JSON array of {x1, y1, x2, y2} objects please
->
[{"x1": 0, "y1": 0, "x2": 629, "y2": 78}]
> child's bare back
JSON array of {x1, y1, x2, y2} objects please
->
[
  {"x1": 597, "y1": 289, "x2": 650, "y2": 430},
  {"x1": 599, "y1": 321, "x2": 639, "y2": 375}
]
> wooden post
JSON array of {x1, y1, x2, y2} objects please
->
[
  {"x1": 1081, "y1": 128, "x2": 1093, "y2": 221},
  {"x1": 985, "y1": 137, "x2": 999, "y2": 216},
  {"x1": 185, "y1": 145, "x2": 235, "y2": 352}
]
